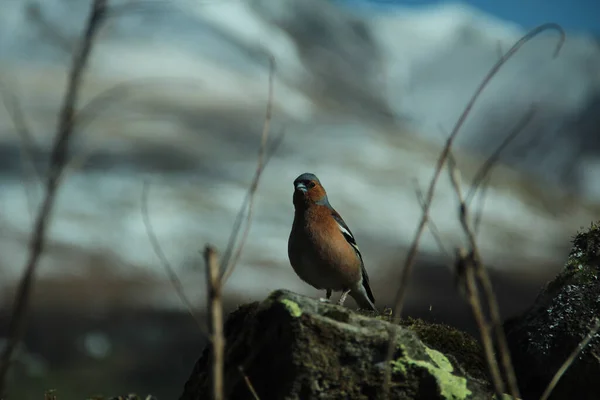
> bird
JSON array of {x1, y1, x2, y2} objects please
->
[{"x1": 287, "y1": 172, "x2": 378, "y2": 312}]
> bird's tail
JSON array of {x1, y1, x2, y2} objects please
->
[{"x1": 350, "y1": 287, "x2": 378, "y2": 314}]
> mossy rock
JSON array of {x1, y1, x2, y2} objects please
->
[
  {"x1": 180, "y1": 290, "x2": 493, "y2": 400},
  {"x1": 399, "y1": 317, "x2": 488, "y2": 382},
  {"x1": 504, "y1": 222, "x2": 600, "y2": 400}
]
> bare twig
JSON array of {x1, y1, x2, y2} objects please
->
[
  {"x1": 465, "y1": 107, "x2": 537, "y2": 208},
  {"x1": 0, "y1": 82, "x2": 41, "y2": 219},
  {"x1": 391, "y1": 23, "x2": 564, "y2": 323},
  {"x1": 239, "y1": 366, "x2": 261, "y2": 400},
  {"x1": 382, "y1": 23, "x2": 565, "y2": 398},
  {"x1": 446, "y1": 107, "x2": 535, "y2": 238},
  {"x1": 472, "y1": 173, "x2": 490, "y2": 238},
  {"x1": 61, "y1": 77, "x2": 207, "y2": 179},
  {"x1": 218, "y1": 128, "x2": 283, "y2": 281},
  {"x1": 220, "y1": 55, "x2": 277, "y2": 284},
  {"x1": 204, "y1": 245, "x2": 224, "y2": 400},
  {"x1": 413, "y1": 180, "x2": 450, "y2": 259},
  {"x1": 141, "y1": 181, "x2": 207, "y2": 336},
  {"x1": 473, "y1": 236, "x2": 520, "y2": 396},
  {"x1": 495, "y1": 40, "x2": 505, "y2": 60},
  {"x1": 447, "y1": 150, "x2": 520, "y2": 398},
  {"x1": 455, "y1": 248, "x2": 506, "y2": 397},
  {"x1": 25, "y1": 3, "x2": 74, "y2": 54},
  {"x1": 74, "y1": 77, "x2": 206, "y2": 133},
  {"x1": 0, "y1": 0, "x2": 108, "y2": 395},
  {"x1": 540, "y1": 318, "x2": 600, "y2": 400}
]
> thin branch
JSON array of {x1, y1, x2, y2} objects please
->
[
  {"x1": 217, "y1": 129, "x2": 283, "y2": 281},
  {"x1": 391, "y1": 23, "x2": 564, "y2": 323},
  {"x1": 475, "y1": 250, "x2": 520, "y2": 397},
  {"x1": 60, "y1": 77, "x2": 207, "y2": 180},
  {"x1": 455, "y1": 248, "x2": 506, "y2": 397},
  {"x1": 220, "y1": 55, "x2": 276, "y2": 284},
  {"x1": 0, "y1": 82, "x2": 41, "y2": 219},
  {"x1": 0, "y1": 1, "x2": 108, "y2": 396},
  {"x1": 447, "y1": 149, "x2": 520, "y2": 398},
  {"x1": 539, "y1": 318, "x2": 600, "y2": 400},
  {"x1": 74, "y1": 77, "x2": 206, "y2": 133},
  {"x1": 141, "y1": 181, "x2": 207, "y2": 336},
  {"x1": 465, "y1": 107, "x2": 537, "y2": 208},
  {"x1": 495, "y1": 40, "x2": 505, "y2": 60},
  {"x1": 25, "y1": 3, "x2": 74, "y2": 54},
  {"x1": 413, "y1": 179, "x2": 450, "y2": 259},
  {"x1": 382, "y1": 23, "x2": 565, "y2": 398},
  {"x1": 204, "y1": 245, "x2": 224, "y2": 400},
  {"x1": 239, "y1": 366, "x2": 261, "y2": 400},
  {"x1": 472, "y1": 173, "x2": 490, "y2": 238}
]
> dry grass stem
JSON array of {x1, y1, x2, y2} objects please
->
[
  {"x1": 539, "y1": 318, "x2": 600, "y2": 400},
  {"x1": 446, "y1": 108, "x2": 538, "y2": 399},
  {"x1": 465, "y1": 107, "x2": 537, "y2": 207},
  {"x1": 141, "y1": 181, "x2": 207, "y2": 336},
  {"x1": 0, "y1": 83, "x2": 41, "y2": 219},
  {"x1": 63, "y1": 77, "x2": 206, "y2": 176},
  {"x1": 382, "y1": 23, "x2": 565, "y2": 398},
  {"x1": 472, "y1": 174, "x2": 490, "y2": 237},
  {"x1": 74, "y1": 77, "x2": 206, "y2": 132},
  {"x1": 447, "y1": 153, "x2": 520, "y2": 398},
  {"x1": 221, "y1": 55, "x2": 277, "y2": 284},
  {"x1": 0, "y1": 0, "x2": 108, "y2": 396},
  {"x1": 455, "y1": 249, "x2": 506, "y2": 397},
  {"x1": 204, "y1": 245, "x2": 224, "y2": 400},
  {"x1": 413, "y1": 181, "x2": 450, "y2": 259},
  {"x1": 25, "y1": 3, "x2": 73, "y2": 54},
  {"x1": 391, "y1": 22, "x2": 564, "y2": 323},
  {"x1": 239, "y1": 366, "x2": 261, "y2": 400}
]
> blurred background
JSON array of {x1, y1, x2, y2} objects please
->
[{"x1": 0, "y1": 0, "x2": 599, "y2": 398}]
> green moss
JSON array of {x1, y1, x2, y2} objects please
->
[
  {"x1": 324, "y1": 308, "x2": 351, "y2": 323},
  {"x1": 547, "y1": 221, "x2": 600, "y2": 295},
  {"x1": 280, "y1": 299, "x2": 302, "y2": 317},
  {"x1": 185, "y1": 290, "x2": 495, "y2": 399},
  {"x1": 391, "y1": 344, "x2": 472, "y2": 400},
  {"x1": 358, "y1": 307, "x2": 393, "y2": 320}
]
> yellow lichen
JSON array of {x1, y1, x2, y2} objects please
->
[
  {"x1": 391, "y1": 345, "x2": 472, "y2": 400},
  {"x1": 425, "y1": 347, "x2": 454, "y2": 372},
  {"x1": 280, "y1": 299, "x2": 302, "y2": 317}
]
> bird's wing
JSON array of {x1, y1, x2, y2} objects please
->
[
  {"x1": 330, "y1": 210, "x2": 376, "y2": 304},
  {"x1": 330, "y1": 210, "x2": 360, "y2": 253}
]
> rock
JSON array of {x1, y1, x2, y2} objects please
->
[
  {"x1": 504, "y1": 222, "x2": 600, "y2": 400},
  {"x1": 179, "y1": 289, "x2": 492, "y2": 400}
]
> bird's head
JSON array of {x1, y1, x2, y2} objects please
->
[{"x1": 292, "y1": 172, "x2": 328, "y2": 208}]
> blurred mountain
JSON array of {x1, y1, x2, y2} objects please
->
[{"x1": 0, "y1": 0, "x2": 599, "y2": 314}]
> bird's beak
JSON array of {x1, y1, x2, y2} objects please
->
[{"x1": 295, "y1": 182, "x2": 307, "y2": 192}]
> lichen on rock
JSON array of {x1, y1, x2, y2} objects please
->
[
  {"x1": 180, "y1": 289, "x2": 492, "y2": 400},
  {"x1": 400, "y1": 317, "x2": 489, "y2": 382},
  {"x1": 279, "y1": 298, "x2": 303, "y2": 317},
  {"x1": 391, "y1": 344, "x2": 472, "y2": 400}
]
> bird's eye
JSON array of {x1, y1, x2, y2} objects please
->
[{"x1": 307, "y1": 181, "x2": 316, "y2": 188}]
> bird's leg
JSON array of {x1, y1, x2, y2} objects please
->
[
  {"x1": 338, "y1": 289, "x2": 350, "y2": 306},
  {"x1": 319, "y1": 289, "x2": 333, "y2": 303}
]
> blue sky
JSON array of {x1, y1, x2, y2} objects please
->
[{"x1": 345, "y1": 0, "x2": 600, "y2": 35}]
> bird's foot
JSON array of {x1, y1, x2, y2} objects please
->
[
  {"x1": 319, "y1": 298, "x2": 331, "y2": 303},
  {"x1": 337, "y1": 289, "x2": 350, "y2": 306}
]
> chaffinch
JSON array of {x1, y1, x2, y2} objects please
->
[{"x1": 287, "y1": 172, "x2": 378, "y2": 312}]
